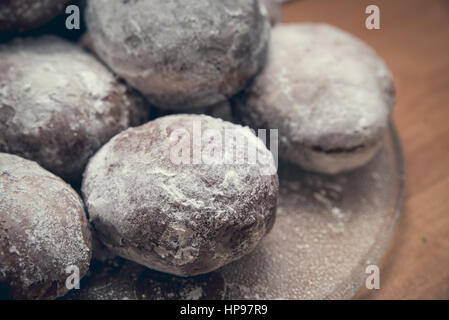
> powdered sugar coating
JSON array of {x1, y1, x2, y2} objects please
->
[
  {"x1": 0, "y1": 0, "x2": 71, "y2": 32},
  {"x1": 85, "y1": 0, "x2": 270, "y2": 110},
  {"x1": 235, "y1": 23, "x2": 395, "y2": 174},
  {"x1": 82, "y1": 115, "x2": 278, "y2": 276},
  {"x1": 0, "y1": 36, "x2": 149, "y2": 183},
  {"x1": 0, "y1": 153, "x2": 92, "y2": 299}
]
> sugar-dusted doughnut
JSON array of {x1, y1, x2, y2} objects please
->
[
  {"x1": 0, "y1": 153, "x2": 92, "y2": 299},
  {"x1": 0, "y1": 36, "x2": 149, "y2": 183},
  {"x1": 85, "y1": 0, "x2": 270, "y2": 110},
  {"x1": 82, "y1": 115, "x2": 278, "y2": 276},
  {"x1": 235, "y1": 23, "x2": 395, "y2": 174}
]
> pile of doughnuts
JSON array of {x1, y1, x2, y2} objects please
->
[{"x1": 0, "y1": 0, "x2": 395, "y2": 299}]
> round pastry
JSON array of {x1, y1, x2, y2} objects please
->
[
  {"x1": 85, "y1": 0, "x2": 271, "y2": 110},
  {"x1": 234, "y1": 23, "x2": 395, "y2": 174},
  {"x1": 0, "y1": 153, "x2": 92, "y2": 300},
  {"x1": 0, "y1": 36, "x2": 149, "y2": 183},
  {"x1": 259, "y1": 0, "x2": 282, "y2": 25},
  {"x1": 0, "y1": 0, "x2": 71, "y2": 33},
  {"x1": 82, "y1": 114, "x2": 278, "y2": 276}
]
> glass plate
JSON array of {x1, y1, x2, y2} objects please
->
[{"x1": 64, "y1": 123, "x2": 405, "y2": 300}]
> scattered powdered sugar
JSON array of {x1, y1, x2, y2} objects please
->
[
  {"x1": 64, "y1": 258, "x2": 226, "y2": 300},
  {"x1": 219, "y1": 131, "x2": 402, "y2": 299},
  {"x1": 0, "y1": 153, "x2": 91, "y2": 299}
]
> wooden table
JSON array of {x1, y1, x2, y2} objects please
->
[{"x1": 281, "y1": 0, "x2": 449, "y2": 299}]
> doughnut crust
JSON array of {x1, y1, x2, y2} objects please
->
[
  {"x1": 0, "y1": 153, "x2": 92, "y2": 300},
  {"x1": 0, "y1": 36, "x2": 149, "y2": 183},
  {"x1": 82, "y1": 115, "x2": 278, "y2": 276},
  {"x1": 0, "y1": 0, "x2": 71, "y2": 33},
  {"x1": 85, "y1": 0, "x2": 270, "y2": 110},
  {"x1": 234, "y1": 23, "x2": 395, "y2": 174}
]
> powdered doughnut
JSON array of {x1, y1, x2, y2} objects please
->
[
  {"x1": 0, "y1": 36, "x2": 149, "y2": 183},
  {"x1": 82, "y1": 114, "x2": 278, "y2": 276},
  {"x1": 0, "y1": 0, "x2": 71, "y2": 33},
  {"x1": 234, "y1": 23, "x2": 395, "y2": 174},
  {"x1": 0, "y1": 153, "x2": 92, "y2": 300},
  {"x1": 85, "y1": 0, "x2": 270, "y2": 110}
]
